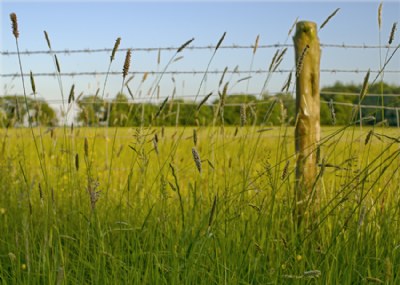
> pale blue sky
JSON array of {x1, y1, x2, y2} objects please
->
[{"x1": 1, "y1": 1, "x2": 399, "y2": 105}]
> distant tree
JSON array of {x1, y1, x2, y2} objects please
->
[
  {"x1": 73, "y1": 82, "x2": 399, "y2": 127},
  {"x1": 109, "y1": 93, "x2": 130, "y2": 126},
  {"x1": 76, "y1": 95, "x2": 106, "y2": 126},
  {"x1": 0, "y1": 96, "x2": 57, "y2": 127},
  {"x1": 321, "y1": 81, "x2": 400, "y2": 126}
]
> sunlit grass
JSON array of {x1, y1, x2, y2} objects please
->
[{"x1": 0, "y1": 126, "x2": 399, "y2": 284}]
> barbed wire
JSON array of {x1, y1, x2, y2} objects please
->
[
  {"x1": 2, "y1": 96, "x2": 397, "y2": 110},
  {"x1": 2, "y1": 69, "x2": 400, "y2": 78},
  {"x1": 1, "y1": 90, "x2": 399, "y2": 107},
  {"x1": 1, "y1": 43, "x2": 398, "y2": 56}
]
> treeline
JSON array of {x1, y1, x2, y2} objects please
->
[
  {"x1": 0, "y1": 96, "x2": 58, "y2": 127},
  {"x1": 1, "y1": 82, "x2": 399, "y2": 127}
]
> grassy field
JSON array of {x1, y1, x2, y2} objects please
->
[{"x1": 0, "y1": 125, "x2": 399, "y2": 284}]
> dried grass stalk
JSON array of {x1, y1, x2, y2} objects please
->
[
  {"x1": 320, "y1": 8, "x2": 340, "y2": 30},
  {"x1": 126, "y1": 84, "x2": 134, "y2": 99},
  {"x1": 237, "y1": 76, "x2": 252, "y2": 83},
  {"x1": 124, "y1": 77, "x2": 134, "y2": 89},
  {"x1": 276, "y1": 48, "x2": 288, "y2": 65},
  {"x1": 269, "y1": 49, "x2": 280, "y2": 72},
  {"x1": 288, "y1": 17, "x2": 299, "y2": 36},
  {"x1": 94, "y1": 88, "x2": 100, "y2": 98}
]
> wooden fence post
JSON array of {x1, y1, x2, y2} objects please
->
[{"x1": 293, "y1": 21, "x2": 321, "y2": 222}]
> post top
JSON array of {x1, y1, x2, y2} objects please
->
[
  {"x1": 294, "y1": 21, "x2": 319, "y2": 42},
  {"x1": 296, "y1": 21, "x2": 317, "y2": 27}
]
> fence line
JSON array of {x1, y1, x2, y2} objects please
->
[
  {"x1": 2, "y1": 42, "x2": 398, "y2": 128},
  {"x1": 2, "y1": 69, "x2": 400, "y2": 78},
  {"x1": 16, "y1": 90, "x2": 400, "y2": 104},
  {"x1": 1, "y1": 43, "x2": 398, "y2": 56},
  {"x1": 2, "y1": 96, "x2": 398, "y2": 111}
]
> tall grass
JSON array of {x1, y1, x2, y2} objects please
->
[{"x1": 0, "y1": 11, "x2": 399, "y2": 285}]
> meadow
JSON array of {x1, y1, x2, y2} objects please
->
[
  {"x1": 0, "y1": 125, "x2": 399, "y2": 284},
  {"x1": 2, "y1": 7, "x2": 400, "y2": 284}
]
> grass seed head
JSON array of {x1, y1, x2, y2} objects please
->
[
  {"x1": 253, "y1": 34, "x2": 260, "y2": 55},
  {"x1": 359, "y1": 69, "x2": 370, "y2": 102},
  {"x1": 378, "y1": 2, "x2": 383, "y2": 30},
  {"x1": 75, "y1": 153, "x2": 79, "y2": 171},
  {"x1": 84, "y1": 137, "x2": 89, "y2": 157},
  {"x1": 240, "y1": 104, "x2": 246, "y2": 127},
  {"x1": 365, "y1": 130, "x2": 373, "y2": 145},
  {"x1": 177, "y1": 38, "x2": 194, "y2": 53},
  {"x1": 44, "y1": 31, "x2": 51, "y2": 49},
  {"x1": 68, "y1": 84, "x2": 75, "y2": 104},
  {"x1": 30, "y1": 71, "x2": 36, "y2": 94},
  {"x1": 208, "y1": 195, "x2": 217, "y2": 228},
  {"x1": 10, "y1": 13, "x2": 19, "y2": 39},
  {"x1": 281, "y1": 160, "x2": 289, "y2": 180},
  {"x1": 193, "y1": 129, "x2": 198, "y2": 146},
  {"x1": 328, "y1": 99, "x2": 336, "y2": 125},
  {"x1": 123, "y1": 49, "x2": 131, "y2": 79},
  {"x1": 219, "y1": 66, "x2": 228, "y2": 87},
  {"x1": 388, "y1": 22, "x2": 397, "y2": 45},
  {"x1": 55, "y1": 55, "x2": 61, "y2": 73},
  {"x1": 153, "y1": 136, "x2": 159, "y2": 155},
  {"x1": 296, "y1": 45, "x2": 309, "y2": 77},
  {"x1": 269, "y1": 49, "x2": 280, "y2": 72},
  {"x1": 320, "y1": 8, "x2": 340, "y2": 30},
  {"x1": 111, "y1": 37, "x2": 121, "y2": 62},
  {"x1": 281, "y1": 72, "x2": 292, "y2": 93},
  {"x1": 192, "y1": 147, "x2": 202, "y2": 173},
  {"x1": 197, "y1": 92, "x2": 213, "y2": 111},
  {"x1": 142, "y1": 72, "x2": 148, "y2": 82},
  {"x1": 215, "y1": 32, "x2": 226, "y2": 51}
]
